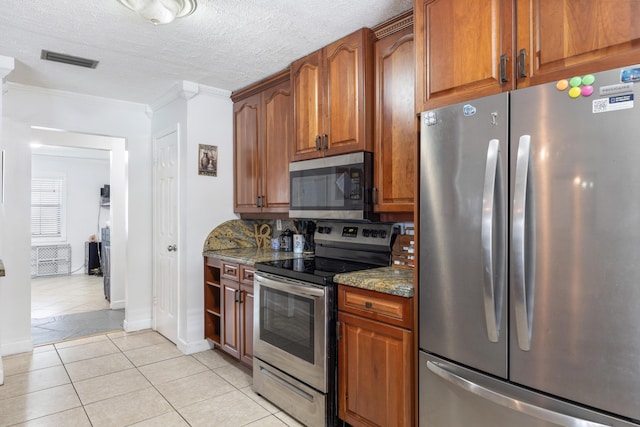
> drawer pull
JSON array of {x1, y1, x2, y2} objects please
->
[{"x1": 365, "y1": 301, "x2": 373, "y2": 309}]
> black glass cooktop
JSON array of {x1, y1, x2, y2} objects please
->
[{"x1": 254, "y1": 256, "x2": 380, "y2": 286}]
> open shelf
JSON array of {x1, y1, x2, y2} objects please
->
[{"x1": 204, "y1": 256, "x2": 222, "y2": 345}]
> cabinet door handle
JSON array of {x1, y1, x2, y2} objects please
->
[
  {"x1": 499, "y1": 54, "x2": 509, "y2": 83},
  {"x1": 315, "y1": 135, "x2": 321, "y2": 151},
  {"x1": 364, "y1": 301, "x2": 373, "y2": 309},
  {"x1": 518, "y1": 49, "x2": 527, "y2": 78},
  {"x1": 322, "y1": 134, "x2": 328, "y2": 150},
  {"x1": 234, "y1": 289, "x2": 240, "y2": 303}
]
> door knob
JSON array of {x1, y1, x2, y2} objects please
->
[{"x1": 167, "y1": 245, "x2": 177, "y2": 251}]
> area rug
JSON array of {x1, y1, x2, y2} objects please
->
[{"x1": 31, "y1": 309, "x2": 125, "y2": 346}]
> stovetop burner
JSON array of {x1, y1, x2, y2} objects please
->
[{"x1": 255, "y1": 256, "x2": 381, "y2": 286}]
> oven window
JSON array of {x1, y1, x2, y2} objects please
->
[{"x1": 260, "y1": 286, "x2": 315, "y2": 364}]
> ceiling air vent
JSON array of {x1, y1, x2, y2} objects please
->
[{"x1": 40, "y1": 50, "x2": 99, "y2": 69}]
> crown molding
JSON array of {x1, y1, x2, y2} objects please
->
[
  {"x1": 0, "y1": 55, "x2": 15, "y2": 81},
  {"x1": 4, "y1": 82, "x2": 148, "y2": 113}
]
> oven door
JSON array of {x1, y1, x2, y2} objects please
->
[{"x1": 254, "y1": 271, "x2": 329, "y2": 392}]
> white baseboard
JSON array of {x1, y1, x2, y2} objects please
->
[
  {"x1": 123, "y1": 318, "x2": 152, "y2": 332},
  {"x1": 177, "y1": 338, "x2": 213, "y2": 355},
  {"x1": 1, "y1": 337, "x2": 33, "y2": 357},
  {"x1": 109, "y1": 299, "x2": 125, "y2": 310}
]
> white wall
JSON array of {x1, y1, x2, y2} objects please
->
[
  {"x1": 150, "y1": 83, "x2": 236, "y2": 354},
  {"x1": 31, "y1": 153, "x2": 110, "y2": 273},
  {"x1": 1, "y1": 84, "x2": 150, "y2": 355}
]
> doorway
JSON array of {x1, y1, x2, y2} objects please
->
[{"x1": 29, "y1": 129, "x2": 126, "y2": 345}]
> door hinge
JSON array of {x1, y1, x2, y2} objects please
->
[
  {"x1": 337, "y1": 321, "x2": 342, "y2": 341},
  {"x1": 322, "y1": 134, "x2": 328, "y2": 150},
  {"x1": 315, "y1": 135, "x2": 321, "y2": 151},
  {"x1": 234, "y1": 289, "x2": 240, "y2": 303}
]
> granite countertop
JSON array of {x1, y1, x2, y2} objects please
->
[
  {"x1": 203, "y1": 248, "x2": 307, "y2": 266},
  {"x1": 334, "y1": 266, "x2": 414, "y2": 298},
  {"x1": 202, "y1": 219, "x2": 413, "y2": 298}
]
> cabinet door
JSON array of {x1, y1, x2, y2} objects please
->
[
  {"x1": 415, "y1": 0, "x2": 513, "y2": 111},
  {"x1": 234, "y1": 93, "x2": 262, "y2": 213},
  {"x1": 261, "y1": 80, "x2": 291, "y2": 212},
  {"x1": 516, "y1": 0, "x2": 640, "y2": 88},
  {"x1": 338, "y1": 312, "x2": 413, "y2": 427},
  {"x1": 374, "y1": 26, "x2": 415, "y2": 213},
  {"x1": 291, "y1": 50, "x2": 324, "y2": 161},
  {"x1": 221, "y1": 278, "x2": 240, "y2": 359},
  {"x1": 324, "y1": 28, "x2": 374, "y2": 156},
  {"x1": 240, "y1": 283, "x2": 254, "y2": 367}
]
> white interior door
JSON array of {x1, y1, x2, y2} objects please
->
[{"x1": 153, "y1": 129, "x2": 179, "y2": 343}]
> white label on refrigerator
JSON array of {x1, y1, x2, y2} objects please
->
[{"x1": 592, "y1": 94, "x2": 634, "y2": 114}]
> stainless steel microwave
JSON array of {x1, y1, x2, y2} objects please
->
[{"x1": 289, "y1": 152, "x2": 377, "y2": 220}]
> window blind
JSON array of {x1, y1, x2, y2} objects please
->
[{"x1": 31, "y1": 178, "x2": 63, "y2": 238}]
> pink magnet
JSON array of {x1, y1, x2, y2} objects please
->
[{"x1": 581, "y1": 85, "x2": 594, "y2": 97}]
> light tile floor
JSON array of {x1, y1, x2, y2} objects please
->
[
  {"x1": 31, "y1": 274, "x2": 122, "y2": 345},
  {"x1": 31, "y1": 274, "x2": 109, "y2": 319},
  {"x1": 0, "y1": 330, "x2": 304, "y2": 427}
]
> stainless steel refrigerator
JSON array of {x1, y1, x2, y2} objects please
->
[{"x1": 419, "y1": 65, "x2": 640, "y2": 427}]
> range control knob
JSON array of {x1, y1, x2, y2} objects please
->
[
  {"x1": 362, "y1": 229, "x2": 370, "y2": 237},
  {"x1": 319, "y1": 226, "x2": 331, "y2": 234},
  {"x1": 371, "y1": 230, "x2": 379, "y2": 238},
  {"x1": 380, "y1": 230, "x2": 387, "y2": 238}
]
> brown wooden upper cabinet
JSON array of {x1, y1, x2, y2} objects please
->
[
  {"x1": 233, "y1": 71, "x2": 291, "y2": 214},
  {"x1": 515, "y1": 0, "x2": 640, "y2": 88},
  {"x1": 415, "y1": 0, "x2": 640, "y2": 112},
  {"x1": 291, "y1": 28, "x2": 375, "y2": 161},
  {"x1": 373, "y1": 14, "x2": 415, "y2": 214},
  {"x1": 415, "y1": 0, "x2": 513, "y2": 111}
]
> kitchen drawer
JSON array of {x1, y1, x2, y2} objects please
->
[
  {"x1": 338, "y1": 285, "x2": 412, "y2": 329},
  {"x1": 206, "y1": 256, "x2": 221, "y2": 268},
  {"x1": 221, "y1": 262, "x2": 239, "y2": 280},
  {"x1": 240, "y1": 265, "x2": 255, "y2": 285}
]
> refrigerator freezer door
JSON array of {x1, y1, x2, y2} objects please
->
[
  {"x1": 510, "y1": 66, "x2": 640, "y2": 421},
  {"x1": 419, "y1": 92, "x2": 509, "y2": 378},
  {"x1": 419, "y1": 351, "x2": 638, "y2": 427}
]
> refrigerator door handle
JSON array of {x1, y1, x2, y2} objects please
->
[
  {"x1": 481, "y1": 138, "x2": 503, "y2": 342},
  {"x1": 426, "y1": 361, "x2": 610, "y2": 427},
  {"x1": 513, "y1": 135, "x2": 533, "y2": 351}
]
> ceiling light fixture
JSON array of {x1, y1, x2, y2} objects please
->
[{"x1": 117, "y1": 0, "x2": 197, "y2": 25}]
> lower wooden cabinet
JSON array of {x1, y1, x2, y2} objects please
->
[
  {"x1": 204, "y1": 257, "x2": 254, "y2": 367},
  {"x1": 338, "y1": 285, "x2": 413, "y2": 427}
]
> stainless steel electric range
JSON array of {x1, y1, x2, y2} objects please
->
[{"x1": 252, "y1": 221, "x2": 398, "y2": 427}]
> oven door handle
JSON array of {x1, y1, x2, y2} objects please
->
[{"x1": 254, "y1": 272, "x2": 325, "y2": 298}]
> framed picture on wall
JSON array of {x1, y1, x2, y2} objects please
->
[{"x1": 198, "y1": 144, "x2": 218, "y2": 177}]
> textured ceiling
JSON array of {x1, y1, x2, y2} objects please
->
[{"x1": 0, "y1": 0, "x2": 413, "y2": 104}]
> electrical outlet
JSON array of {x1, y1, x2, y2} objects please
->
[{"x1": 276, "y1": 219, "x2": 282, "y2": 231}]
